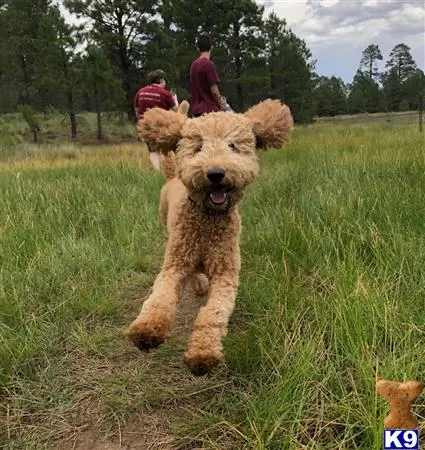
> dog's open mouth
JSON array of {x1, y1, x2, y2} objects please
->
[
  {"x1": 209, "y1": 191, "x2": 228, "y2": 205},
  {"x1": 204, "y1": 185, "x2": 233, "y2": 211}
]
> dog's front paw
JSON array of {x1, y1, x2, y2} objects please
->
[
  {"x1": 127, "y1": 317, "x2": 171, "y2": 352},
  {"x1": 184, "y1": 349, "x2": 223, "y2": 375}
]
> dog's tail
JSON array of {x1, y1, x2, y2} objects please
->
[
  {"x1": 159, "y1": 152, "x2": 177, "y2": 180},
  {"x1": 178, "y1": 100, "x2": 190, "y2": 116}
]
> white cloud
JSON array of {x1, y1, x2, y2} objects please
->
[
  {"x1": 263, "y1": 0, "x2": 425, "y2": 81},
  {"x1": 261, "y1": 0, "x2": 308, "y2": 24},
  {"x1": 57, "y1": 0, "x2": 84, "y2": 26}
]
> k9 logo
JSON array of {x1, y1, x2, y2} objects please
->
[{"x1": 383, "y1": 430, "x2": 419, "y2": 449}]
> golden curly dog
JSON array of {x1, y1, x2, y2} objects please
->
[{"x1": 128, "y1": 99, "x2": 293, "y2": 375}]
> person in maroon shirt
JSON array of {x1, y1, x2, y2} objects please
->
[
  {"x1": 134, "y1": 69, "x2": 178, "y2": 169},
  {"x1": 189, "y1": 35, "x2": 227, "y2": 117}
]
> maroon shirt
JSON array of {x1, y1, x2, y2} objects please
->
[
  {"x1": 133, "y1": 84, "x2": 175, "y2": 119},
  {"x1": 190, "y1": 57, "x2": 220, "y2": 115}
]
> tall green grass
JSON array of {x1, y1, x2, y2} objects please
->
[
  {"x1": 179, "y1": 124, "x2": 425, "y2": 449},
  {"x1": 0, "y1": 160, "x2": 166, "y2": 446},
  {"x1": 1, "y1": 124, "x2": 424, "y2": 448}
]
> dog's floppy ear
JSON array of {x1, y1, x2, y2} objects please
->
[
  {"x1": 245, "y1": 99, "x2": 294, "y2": 150},
  {"x1": 137, "y1": 104, "x2": 188, "y2": 152}
]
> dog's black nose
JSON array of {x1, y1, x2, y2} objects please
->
[{"x1": 207, "y1": 168, "x2": 225, "y2": 183}]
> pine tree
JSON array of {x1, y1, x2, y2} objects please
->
[
  {"x1": 142, "y1": 2, "x2": 186, "y2": 98},
  {"x1": 348, "y1": 70, "x2": 382, "y2": 114},
  {"x1": 0, "y1": 0, "x2": 65, "y2": 110},
  {"x1": 402, "y1": 69, "x2": 425, "y2": 110},
  {"x1": 64, "y1": 0, "x2": 157, "y2": 120},
  {"x1": 262, "y1": 13, "x2": 315, "y2": 122},
  {"x1": 385, "y1": 43, "x2": 417, "y2": 82},
  {"x1": 56, "y1": 19, "x2": 82, "y2": 138},
  {"x1": 80, "y1": 45, "x2": 124, "y2": 140},
  {"x1": 219, "y1": 1, "x2": 265, "y2": 111},
  {"x1": 360, "y1": 44, "x2": 383, "y2": 81},
  {"x1": 0, "y1": 3, "x2": 14, "y2": 111},
  {"x1": 314, "y1": 76, "x2": 347, "y2": 116},
  {"x1": 382, "y1": 68, "x2": 403, "y2": 112},
  {"x1": 167, "y1": 0, "x2": 265, "y2": 112}
]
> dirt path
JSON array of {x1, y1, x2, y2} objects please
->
[{"x1": 57, "y1": 283, "x2": 217, "y2": 450}]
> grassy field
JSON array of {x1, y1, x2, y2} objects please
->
[
  {"x1": 0, "y1": 108, "x2": 420, "y2": 146},
  {"x1": 1, "y1": 119, "x2": 425, "y2": 449},
  {"x1": 314, "y1": 110, "x2": 420, "y2": 127},
  {"x1": 0, "y1": 111, "x2": 136, "y2": 146}
]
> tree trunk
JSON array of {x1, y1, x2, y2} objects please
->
[
  {"x1": 116, "y1": 15, "x2": 135, "y2": 123},
  {"x1": 269, "y1": 50, "x2": 277, "y2": 97},
  {"x1": 31, "y1": 126, "x2": 39, "y2": 143},
  {"x1": 70, "y1": 112, "x2": 77, "y2": 139},
  {"x1": 59, "y1": 38, "x2": 78, "y2": 139},
  {"x1": 233, "y1": 21, "x2": 244, "y2": 112},
  {"x1": 95, "y1": 85, "x2": 103, "y2": 140},
  {"x1": 236, "y1": 79, "x2": 243, "y2": 112},
  {"x1": 122, "y1": 64, "x2": 135, "y2": 122},
  {"x1": 20, "y1": 54, "x2": 32, "y2": 105},
  {"x1": 68, "y1": 91, "x2": 77, "y2": 139},
  {"x1": 97, "y1": 110, "x2": 102, "y2": 141},
  {"x1": 126, "y1": 85, "x2": 136, "y2": 122}
]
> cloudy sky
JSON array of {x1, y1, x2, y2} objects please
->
[
  {"x1": 260, "y1": 0, "x2": 425, "y2": 82},
  {"x1": 60, "y1": 0, "x2": 424, "y2": 83}
]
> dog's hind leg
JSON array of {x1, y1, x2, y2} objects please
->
[{"x1": 191, "y1": 273, "x2": 209, "y2": 297}]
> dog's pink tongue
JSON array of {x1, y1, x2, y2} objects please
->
[{"x1": 210, "y1": 192, "x2": 227, "y2": 205}]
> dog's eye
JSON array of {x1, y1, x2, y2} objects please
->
[
  {"x1": 229, "y1": 143, "x2": 238, "y2": 152},
  {"x1": 194, "y1": 144, "x2": 202, "y2": 153}
]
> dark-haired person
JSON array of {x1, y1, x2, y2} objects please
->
[
  {"x1": 134, "y1": 69, "x2": 178, "y2": 169},
  {"x1": 189, "y1": 35, "x2": 227, "y2": 117}
]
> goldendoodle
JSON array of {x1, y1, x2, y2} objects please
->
[{"x1": 128, "y1": 99, "x2": 293, "y2": 374}]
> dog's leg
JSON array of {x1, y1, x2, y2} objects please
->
[
  {"x1": 128, "y1": 266, "x2": 188, "y2": 351},
  {"x1": 184, "y1": 269, "x2": 238, "y2": 375},
  {"x1": 191, "y1": 273, "x2": 209, "y2": 297}
]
